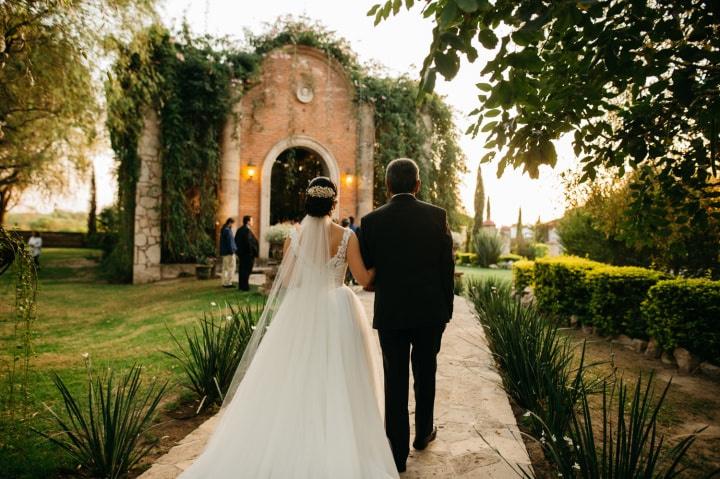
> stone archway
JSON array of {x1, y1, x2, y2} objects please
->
[{"x1": 259, "y1": 135, "x2": 340, "y2": 257}]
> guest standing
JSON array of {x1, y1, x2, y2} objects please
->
[
  {"x1": 219, "y1": 218, "x2": 237, "y2": 288},
  {"x1": 28, "y1": 231, "x2": 42, "y2": 268},
  {"x1": 235, "y1": 215, "x2": 258, "y2": 291},
  {"x1": 348, "y1": 215, "x2": 359, "y2": 234}
]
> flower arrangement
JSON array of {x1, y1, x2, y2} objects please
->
[{"x1": 265, "y1": 223, "x2": 294, "y2": 244}]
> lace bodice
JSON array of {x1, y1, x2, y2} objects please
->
[
  {"x1": 328, "y1": 228, "x2": 352, "y2": 286},
  {"x1": 288, "y1": 226, "x2": 352, "y2": 287}
]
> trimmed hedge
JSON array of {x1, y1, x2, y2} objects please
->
[
  {"x1": 512, "y1": 260, "x2": 535, "y2": 293},
  {"x1": 533, "y1": 256, "x2": 603, "y2": 320},
  {"x1": 500, "y1": 253, "x2": 524, "y2": 263},
  {"x1": 456, "y1": 252, "x2": 477, "y2": 265},
  {"x1": 643, "y1": 279, "x2": 720, "y2": 363},
  {"x1": 587, "y1": 266, "x2": 667, "y2": 337}
]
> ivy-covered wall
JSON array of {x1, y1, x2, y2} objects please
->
[{"x1": 105, "y1": 20, "x2": 467, "y2": 281}]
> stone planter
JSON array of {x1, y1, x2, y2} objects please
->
[
  {"x1": 195, "y1": 264, "x2": 214, "y2": 280},
  {"x1": 269, "y1": 241, "x2": 284, "y2": 261}
]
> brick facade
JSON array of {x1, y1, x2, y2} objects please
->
[
  {"x1": 229, "y1": 45, "x2": 363, "y2": 256},
  {"x1": 135, "y1": 45, "x2": 373, "y2": 282}
]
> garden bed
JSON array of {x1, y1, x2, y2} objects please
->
[{"x1": 0, "y1": 248, "x2": 263, "y2": 478}]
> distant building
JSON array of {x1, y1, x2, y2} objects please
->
[{"x1": 545, "y1": 219, "x2": 564, "y2": 257}]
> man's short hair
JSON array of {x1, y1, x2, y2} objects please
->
[
  {"x1": 243, "y1": 215, "x2": 252, "y2": 225},
  {"x1": 386, "y1": 158, "x2": 420, "y2": 194}
]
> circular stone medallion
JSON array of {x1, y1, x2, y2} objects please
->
[{"x1": 296, "y1": 85, "x2": 314, "y2": 104}]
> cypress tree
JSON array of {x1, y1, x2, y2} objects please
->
[
  {"x1": 88, "y1": 166, "x2": 97, "y2": 235},
  {"x1": 473, "y1": 165, "x2": 485, "y2": 236}
]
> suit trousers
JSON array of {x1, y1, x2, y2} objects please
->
[
  {"x1": 221, "y1": 255, "x2": 235, "y2": 286},
  {"x1": 238, "y1": 257, "x2": 254, "y2": 291},
  {"x1": 378, "y1": 324, "x2": 445, "y2": 467}
]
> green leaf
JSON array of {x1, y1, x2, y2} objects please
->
[
  {"x1": 485, "y1": 108, "x2": 500, "y2": 117},
  {"x1": 438, "y1": 2, "x2": 459, "y2": 29},
  {"x1": 393, "y1": 0, "x2": 402, "y2": 15},
  {"x1": 405, "y1": 0, "x2": 415, "y2": 8},
  {"x1": 421, "y1": 67, "x2": 437, "y2": 93},
  {"x1": 366, "y1": 4, "x2": 381, "y2": 16},
  {"x1": 476, "y1": 82, "x2": 492, "y2": 92},
  {"x1": 478, "y1": 29, "x2": 498, "y2": 49},
  {"x1": 454, "y1": 0, "x2": 479, "y2": 13},
  {"x1": 481, "y1": 121, "x2": 498, "y2": 132},
  {"x1": 435, "y1": 51, "x2": 460, "y2": 79}
]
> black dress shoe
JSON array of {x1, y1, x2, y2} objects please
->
[{"x1": 412, "y1": 427, "x2": 437, "y2": 450}]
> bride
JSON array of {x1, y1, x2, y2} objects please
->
[{"x1": 180, "y1": 177, "x2": 399, "y2": 478}]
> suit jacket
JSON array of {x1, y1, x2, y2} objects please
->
[
  {"x1": 359, "y1": 194, "x2": 455, "y2": 330},
  {"x1": 235, "y1": 225, "x2": 258, "y2": 260},
  {"x1": 219, "y1": 226, "x2": 237, "y2": 256}
]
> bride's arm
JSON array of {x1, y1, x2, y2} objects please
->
[{"x1": 346, "y1": 233, "x2": 375, "y2": 288}]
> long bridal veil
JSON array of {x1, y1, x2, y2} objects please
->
[
  {"x1": 222, "y1": 215, "x2": 339, "y2": 408},
  {"x1": 180, "y1": 214, "x2": 397, "y2": 478}
]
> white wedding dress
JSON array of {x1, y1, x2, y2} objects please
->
[{"x1": 180, "y1": 216, "x2": 399, "y2": 479}]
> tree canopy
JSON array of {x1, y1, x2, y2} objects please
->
[
  {"x1": 370, "y1": 0, "x2": 720, "y2": 225},
  {"x1": 0, "y1": 0, "x2": 155, "y2": 222}
]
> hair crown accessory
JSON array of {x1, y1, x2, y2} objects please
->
[{"x1": 307, "y1": 185, "x2": 336, "y2": 199}]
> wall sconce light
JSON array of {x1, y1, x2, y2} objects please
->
[
  {"x1": 245, "y1": 162, "x2": 257, "y2": 180},
  {"x1": 344, "y1": 171, "x2": 355, "y2": 186}
]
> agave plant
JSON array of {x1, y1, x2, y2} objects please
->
[
  {"x1": 165, "y1": 301, "x2": 262, "y2": 410},
  {"x1": 525, "y1": 374, "x2": 707, "y2": 479},
  {"x1": 38, "y1": 363, "x2": 167, "y2": 479},
  {"x1": 467, "y1": 278, "x2": 604, "y2": 438}
]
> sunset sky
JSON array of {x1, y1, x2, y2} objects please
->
[{"x1": 17, "y1": 0, "x2": 577, "y2": 227}]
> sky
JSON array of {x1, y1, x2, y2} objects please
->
[{"x1": 15, "y1": 0, "x2": 576, "y2": 227}]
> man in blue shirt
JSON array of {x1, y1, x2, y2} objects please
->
[{"x1": 219, "y1": 218, "x2": 237, "y2": 288}]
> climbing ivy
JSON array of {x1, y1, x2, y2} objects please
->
[
  {"x1": 106, "y1": 19, "x2": 467, "y2": 280},
  {"x1": 106, "y1": 26, "x2": 258, "y2": 276}
]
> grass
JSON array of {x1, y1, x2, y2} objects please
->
[
  {"x1": 0, "y1": 248, "x2": 263, "y2": 478},
  {"x1": 456, "y1": 264, "x2": 512, "y2": 282}
]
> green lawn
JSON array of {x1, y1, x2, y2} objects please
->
[
  {"x1": 456, "y1": 264, "x2": 512, "y2": 283},
  {"x1": 0, "y1": 248, "x2": 263, "y2": 478}
]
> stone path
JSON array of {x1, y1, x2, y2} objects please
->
[{"x1": 140, "y1": 293, "x2": 531, "y2": 478}]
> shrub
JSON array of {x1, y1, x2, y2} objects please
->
[
  {"x1": 455, "y1": 252, "x2": 477, "y2": 265},
  {"x1": 587, "y1": 266, "x2": 667, "y2": 337},
  {"x1": 533, "y1": 256, "x2": 603, "y2": 321},
  {"x1": 473, "y1": 230, "x2": 502, "y2": 267},
  {"x1": 499, "y1": 253, "x2": 523, "y2": 263},
  {"x1": 512, "y1": 260, "x2": 534, "y2": 293},
  {"x1": 528, "y1": 374, "x2": 702, "y2": 479},
  {"x1": 453, "y1": 273, "x2": 465, "y2": 296},
  {"x1": 165, "y1": 302, "x2": 262, "y2": 410},
  {"x1": 643, "y1": 279, "x2": 720, "y2": 363},
  {"x1": 39, "y1": 364, "x2": 167, "y2": 479},
  {"x1": 530, "y1": 242, "x2": 549, "y2": 259},
  {"x1": 467, "y1": 279, "x2": 600, "y2": 438}
]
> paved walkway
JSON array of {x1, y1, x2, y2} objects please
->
[{"x1": 140, "y1": 293, "x2": 531, "y2": 478}]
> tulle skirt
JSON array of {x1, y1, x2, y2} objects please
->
[{"x1": 180, "y1": 286, "x2": 399, "y2": 478}]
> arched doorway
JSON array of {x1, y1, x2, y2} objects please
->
[
  {"x1": 260, "y1": 135, "x2": 341, "y2": 257},
  {"x1": 270, "y1": 148, "x2": 328, "y2": 224}
]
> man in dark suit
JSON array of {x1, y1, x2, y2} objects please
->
[
  {"x1": 235, "y1": 215, "x2": 259, "y2": 291},
  {"x1": 359, "y1": 158, "x2": 455, "y2": 473}
]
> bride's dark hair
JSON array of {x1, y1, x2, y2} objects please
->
[{"x1": 305, "y1": 177, "x2": 337, "y2": 217}]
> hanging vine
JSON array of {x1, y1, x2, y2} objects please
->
[
  {"x1": 0, "y1": 227, "x2": 38, "y2": 422},
  {"x1": 105, "y1": 19, "x2": 467, "y2": 280}
]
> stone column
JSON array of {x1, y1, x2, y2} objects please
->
[
  {"x1": 218, "y1": 102, "x2": 242, "y2": 224},
  {"x1": 357, "y1": 102, "x2": 375, "y2": 220},
  {"x1": 133, "y1": 109, "x2": 163, "y2": 284}
]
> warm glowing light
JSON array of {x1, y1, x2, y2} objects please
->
[
  {"x1": 344, "y1": 172, "x2": 354, "y2": 186},
  {"x1": 245, "y1": 163, "x2": 257, "y2": 180}
]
